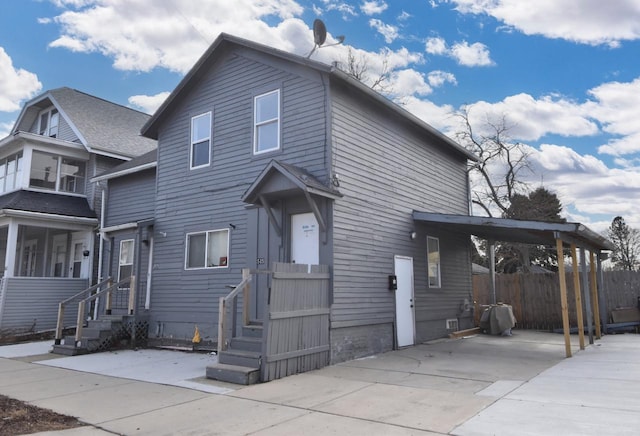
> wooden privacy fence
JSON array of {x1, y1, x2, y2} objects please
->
[
  {"x1": 262, "y1": 263, "x2": 331, "y2": 382},
  {"x1": 473, "y1": 270, "x2": 640, "y2": 330}
]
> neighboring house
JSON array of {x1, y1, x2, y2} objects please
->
[
  {"x1": 0, "y1": 88, "x2": 156, "y2": 332},
  {"x1": 97, "y1": 33, "x2": 477, "y2": 370}
]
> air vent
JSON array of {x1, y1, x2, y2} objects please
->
[{"x1": 446, "y1": 318, "x2": 459, "y2": 330}]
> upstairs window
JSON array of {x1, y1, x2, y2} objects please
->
[
  {"x1": 38, "y1": 108, "x2": 59, "y2": 138},
  {"x1": 254, "y1": 89, "x2": 280, "y2": 154},
  {"x1": 427, "y1": 236, "x2": 441, "y2": 288},
  {"x1": 185, "y1": 229, "x2": 229, "y2": 269},
  {"x1": 29, "y1": 151, "x2": 85, "y2": 194},
  {"x1": 0, "y1": 152, "x2": 23, "y2": 194},
  {"x1": 191, "y1": 112, "x2": 211, "y2": 169}
]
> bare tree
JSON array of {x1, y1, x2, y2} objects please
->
[
  {"x1": 336, "y1": 47, "x2": 392, "y2": 95},
  {"x1": 454, "y1": 107, "x2": 532, "y2": 217}
]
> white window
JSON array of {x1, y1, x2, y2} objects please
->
[
  {"x1": 38, "y1": 108, "x2": 59, "y2": 138},
  {"x1": 185, "y1": 229, "x2": 229, "y2": 269},
  {"x1": 191, "y1": 112, "x2": 211, "y2": 169},
  {"x1": 29, "y1": 151, "x2": 85, "y2": 194},
  {"x1": 0, "y1": 151, "x2": 23, "y2": 194},
  {"x1": 427, "y1": 236, "x2": 441, "y2": 288},
  {"x1": 254, "y1": 89, "x2": 280, "y2": 154},
  {"x1": 118, "y1": 239, "x2": 134, "y2": 285}
]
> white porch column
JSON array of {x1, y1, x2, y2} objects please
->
[{"x1": 5, "y1": 220, "x2": 19, "y2": 278}]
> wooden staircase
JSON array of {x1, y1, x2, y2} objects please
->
[
  {"x1": 206, "y1": 323, "x2": 262, "y2": 385},
  {"x1": 52, "y1": 315, "x2": 131, "y2": 356}
]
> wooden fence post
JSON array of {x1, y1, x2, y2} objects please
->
[
  {"x1": 55, "y1": 303, "x2": 65, "y2": 344},
  {"x1": 128, "y1": 275, "x2": 136, "y2": 315},
  {"x1": 570, "y1": 244, "x2": 585, "y2": 350},
  {"x1": 590, "y1": 251, "x2": 602, "y2": 339},
  {"x1": 218, "y1": 297, "x2": 226, "y2": 352},
  {"x1": 75, "y1": 300, "x2": 86, "y2": 344},
  {"x1": 242, "y1": 268, "x2": 250, "y2": 327},
  {"x1": 556, "y1": 238, "x2": 572, "y2": 358}
]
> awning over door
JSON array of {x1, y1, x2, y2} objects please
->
[{"x1": 242, "y1": 160, "x2": 342, "y2": 236}]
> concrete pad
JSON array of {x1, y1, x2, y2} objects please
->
[
  {"x1": 0, "y1": 356, "x2": 38, "y2": 373},
  {"x1": 101, "y1": 393, "x2": 307, "y2": 436},
  {"x1": 31, "y1": 380, "x2": 209, "y2": 424},
  {"x1": 314, "y1": 382, "x2": 493, "y2": 434},
  {"x1": 452, "y1": 398, "x2": 640, "y2": 436},
  {"x1": 0, "y1": 362, "x2": 77, "y2": 387},
  {"x1": 37, "y1": 348, "x2": 231, "y2": 394},
  {"x1": 251, "y1": 410, "x2": 442, "y2": 436},
  {"x1": 0, "y1": 340, "x2": 53, "y2": 358},
  {"x1": 317, "y1": 364, "x2": 491, "y2": 393},
  {"x1": 228, "y1": 373, "x2": 372, "y2": 408}
]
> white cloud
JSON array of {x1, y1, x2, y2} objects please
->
[
  {"x1": 398, "y1": 10, "x2": 411, "y2": 21},
  {"x1": 449, "y1": 0, "x2": 640, "y2": 47},
  {"x1": 368, "y1": 18, "x2": 398, "y2": 43},
  {"x1": 128, "y1": 92, "x2": 170, "y2": 114},
  {"x1": 390, "y1": 69, "x2": 432, "y2": 97},
  {"x1": 361, "y1": 1, "x2": 387, "y2": 16},
  {"x1": 0, "y1": 121, "x2": 14, "y2": 137},
  {"x1": 320, "y1": 1, "x2": 358, "y2": 19},
  {"x1": 46, "y1": 0, "x2": 307, "y2": 73},
  {"x1": 425, "y1": 36, "x2": 448, "y2": 55},
  {"x1": 0, "y1": 47, "x2": 42, "y2": 112},
  {"x1": 425, "y1": 37, "x2": 493, "y2": 66},
  {"x1": 402, "y1": 96, "x2": 456, "y2": 131},
  {"x1": 427, "y1": 70, "x2": 457, "y2": 87},
  {"x1": 450, "y1": 41, "x2": 493, "y2": 66}
]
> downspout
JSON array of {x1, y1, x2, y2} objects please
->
[{"x1": 94, "y1": 184, "x2": 107, "y2": 319}]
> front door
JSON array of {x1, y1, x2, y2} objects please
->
[
  {"x1": 50, "y1": 234, "x2": 68, "y2": 277},
  {"x1": 70, "y1": 232, "x2": 91, "y2": 278},
  {"x1": 394, "y1": 255, "x2": 415, "y2": 347},
  {"x1": 291, "y1": 212, "x2": 319, "y2": 266}
]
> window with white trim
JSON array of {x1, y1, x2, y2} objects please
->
[
  {"x1": 427, "y1": 236, "x2": 441, "y2": 288},
  {"x1": 38, "y1": 108, "x2": 59, "y2": 138},
  {"x1": 185, "y1": 229, "x2": 229, "y2": 269},
  {"x1": 0, "y1": 151, "x2": 23, "y2": 194},
  {"x1": 29, "y1": 151, "x2": 85, "y2": 194},
  {"x1": 253, "y1": 89, "x2": 280, "y2": 154},
  {"x1": 191, "y1": 112, "x2": 211, "y2": 169},
  {"x1": 118, "y1": 239, "x2": 134, "y2": 286}
]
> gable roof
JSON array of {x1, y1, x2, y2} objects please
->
[
  {"x1": 12, "y1": 87, "x2": 157, "y2": 159},
  {"x1": 141, "y1": 33, "x2": 476, "y2": 162}
]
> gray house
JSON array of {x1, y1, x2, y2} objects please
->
[
  {"x1": 96, "y1": 33, "x2": 477, "y2": 381},
  {"x1": 0, "y1": 87, "x2": 156, "y2": 332}
]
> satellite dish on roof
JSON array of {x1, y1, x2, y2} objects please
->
[
  {"x1": 306, "y1": 19, "x2": 345, "y2": 58},
  {"x1": 313, "y1": 19, "x2": 327, "y2": 46}
]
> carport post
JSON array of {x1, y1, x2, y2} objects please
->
[
  {"x1": 570, "y1": 244, "x2": 585, "y2": 350},
  {"x1": 488, "y1": 239, "x2": 496, "y2": 305},
  {"x1": 580, "y1": 247, "x2": 594, "y2": 345},
  {"x1": 590, "y1": 251, "x2": 602, "y2": 339},
  {"x1": 555, "y1": 237, "x2": 572, "y2": 357}
]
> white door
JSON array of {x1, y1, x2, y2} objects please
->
[
  {"x1": 70, "y1": 232, "x2": 91, "y2": 278},
  {"x1": 21, "y1": 239, "x2": 38, "y2": 277},
  {"x1": 291, "y1": 212, "x2": 319, "y2": 265},
  {"x1": 394, "y1": 255, "x2": 415, "y2": 347}
]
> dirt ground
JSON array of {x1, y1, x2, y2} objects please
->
[{"x1": 0, "y1": 394, "x2": 85, "y2": 435}]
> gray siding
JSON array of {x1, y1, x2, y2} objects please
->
[
  {"x1": 89, "y1": 155, "x2": 125, "y2": 218},
  {"x1": 329, "y1": 81, "x2": 472, "y2": 356},
  {"x1": 150, "y1": 48, "x2": 329, "y2": 341},
  {"x1": 0, "y1": 278, "x2": 88, "y2": 331},
  {"x1": 104, "y1": 169, "x2": 156, "y2": 227}
]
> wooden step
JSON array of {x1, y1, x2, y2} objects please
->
[
  {"x1": 206, "y1": 363, "x2": 260, "y2": 385},
  {"x1": 218, "y1": 349, "x2": 261, "y2": 368},
  {"x1": 230, "y1": 336, "x2": 262, "y2": 353},
  {"x1": 242, "y1": 324, "x2": 263, "y2": 338},
  {"x1": 51, "y1": 344, "x2": 88, "y2": 356}
]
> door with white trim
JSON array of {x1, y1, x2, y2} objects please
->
[
  {"x1": 394, "y1": 255, "x2": 415, "y2": 347},
  {"x1": 70, "y1": 232, "x2": 91, "y2": 278},
  {"x1": 50, "y1": 234, "x2": 68, "y2": 277}
]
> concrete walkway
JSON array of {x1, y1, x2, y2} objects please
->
[{"x1": 1, "y1": 331, "x2": 639, "y2": 435}]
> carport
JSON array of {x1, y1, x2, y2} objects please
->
[{"x1": 413, "y1": 212, "x2": 616, "y2": 358}]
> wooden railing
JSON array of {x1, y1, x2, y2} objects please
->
[
  {"x1": 54, "y1": 275, "x2": 136, "y2": 345},
  {"x1": 218, "y1": 269, "x2": 252, "y2": 352}
]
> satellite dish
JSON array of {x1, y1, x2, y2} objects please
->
[{"x1": 313, "y1": 19, "x2": 327, "y2": 46}]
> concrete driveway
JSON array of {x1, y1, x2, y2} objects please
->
[{"x1": 1, "y1": 331, "x2": 639, "y2": 435}]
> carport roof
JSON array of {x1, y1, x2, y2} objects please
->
[{"x1": 413, "y1": 211, "x2": 614, "y2": 252}]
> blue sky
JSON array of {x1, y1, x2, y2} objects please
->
[{"x1": 1, "y1": 0, "x2": 640, "y2": 231}]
